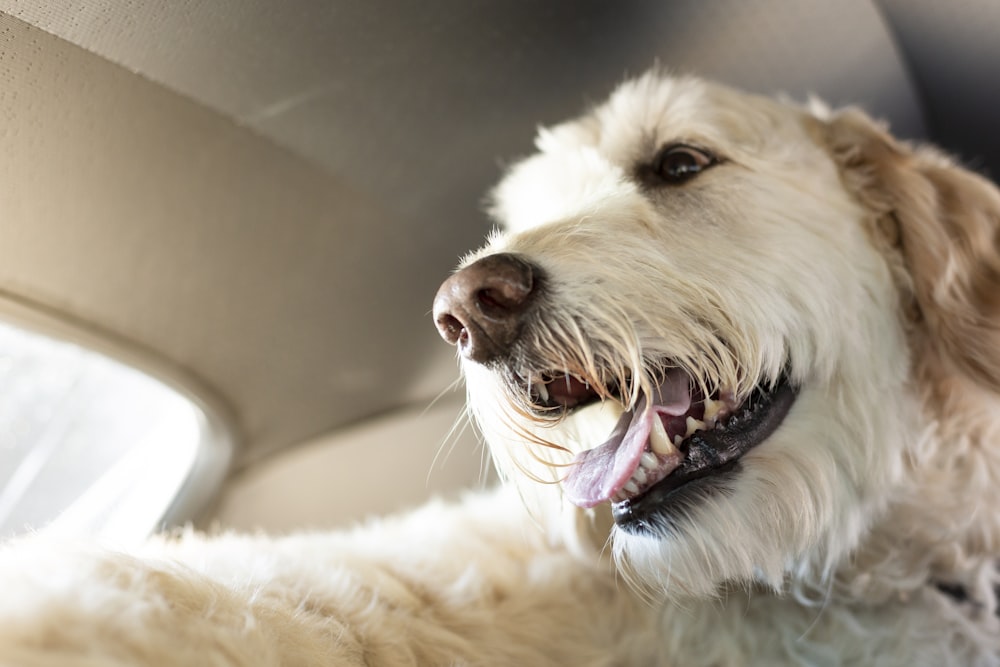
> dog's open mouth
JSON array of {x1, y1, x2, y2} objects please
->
[{"x1": 523, "y1": 366, "x2": 797, "y2": 525}]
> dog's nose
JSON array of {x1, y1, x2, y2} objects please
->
[{"x1": 433, "y1": 253, "x2": 540, "y2": 363}]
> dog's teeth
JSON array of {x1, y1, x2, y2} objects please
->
[
  {"x1": 624, "y1": 481, "x2": 640, "y2": 495},
  {"x1": 685, "y1": 416, "x2": 707, "y2": 438},
  {"x1": 633, "y1": 467, "x2": 648, "y2": 485},
  {"x1": 536, "y1": 382, "x2": 549, "y2": 402},
  {"x1": 649, "y1": 415, "x2": 679, "y2": 456},
  {"x1": 640, "y1": 452, "x2": 658, "y2": 469},
  {"x1": 673, "y1": 435, "x2": 683, "y2": 446},
  {"x1": 703, "y1": 397, "x2": 721, "y2": 422}
]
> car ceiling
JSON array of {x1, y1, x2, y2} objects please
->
[{"x1": 0, "y1": 1, "x2": 997, "y2": 468}]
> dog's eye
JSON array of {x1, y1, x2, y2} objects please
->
[{"x1": 652, "y1": 144, "x2": 717, "y2": 184}]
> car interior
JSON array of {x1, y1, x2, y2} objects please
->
[{"x1": 1, "y1": 0, "x2": 998, "y2": 556}]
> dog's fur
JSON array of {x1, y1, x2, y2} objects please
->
[{"x1": 2, "y1": 73, "x2": 1000, "y2": 666}]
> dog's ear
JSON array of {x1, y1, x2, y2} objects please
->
[{"x1": 821, "y1": 108, "x2": 1000, "y2": 393}]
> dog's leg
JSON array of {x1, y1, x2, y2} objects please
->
[{"x1": 0, "y1": 487, "x2": 659, "y2": 667}]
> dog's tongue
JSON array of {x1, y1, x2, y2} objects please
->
[{"x1": 564, "y1": 368, "x2": 691, "y2": 508}]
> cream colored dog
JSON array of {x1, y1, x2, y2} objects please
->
[{"x1": 2, "y1": 73, "x2": 999, "y2": 666}]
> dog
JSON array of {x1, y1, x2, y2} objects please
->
[{"x1": 1, "y1": 72, "x2": 999, "y2": 666}]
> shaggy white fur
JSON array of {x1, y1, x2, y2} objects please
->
[{"x1": 2, "y1": 73, "x2": 1000, "y2": 666}]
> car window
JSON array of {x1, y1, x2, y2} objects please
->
[{"x1": 0, "y1": 319, "x2": 228, "y2": 544}]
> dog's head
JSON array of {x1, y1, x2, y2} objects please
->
[{"x1": 433, "y1": 74, "x2": 1000, "y2": 598}]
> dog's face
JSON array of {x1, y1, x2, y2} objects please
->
[{"x1": 434, "y1": 74, "x2": 1000, "y2": 598}]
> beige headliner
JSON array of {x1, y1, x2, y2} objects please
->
[{"x1": 0, "y1": 3, "x2": 923, "y2": 467}]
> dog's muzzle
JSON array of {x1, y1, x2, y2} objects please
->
[{"x1": 433, "y1": 253, "x2": 541, "y2": 364}]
